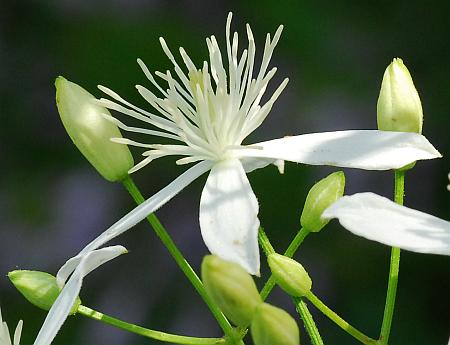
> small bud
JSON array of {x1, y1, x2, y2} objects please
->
[
  {"x1": 377, "y1": 58, "x2": 423, "y2": 134},
  {"x1": 301, "y1": 171, "x2": 345, "y2": 232},
  {"x1": 8, "y1": 270, "x2": 81, "y2": 314},
  {"x1": 268, "y1": 254, "x2": 312, "y2": 297},
  {"x1": 251, "y1": 303, "x2": 300, "y2": 345},
  {"x1": 201, "y1": 255, "x2": 262, "y2": 326},
  {"x1": 55, "y1": 76, "x2": 134, "y2": 182}
]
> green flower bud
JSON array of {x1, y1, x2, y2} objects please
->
[
  {"x1": 377, "y1": 58, "x2": 423, "y2": 134},
  {"x1": 8, "y1": 270, "x2": 81, "y2": 314},
  {"x1": 251, "y1": 303, "x2": 300, "y2": 345},
  {"x1": 201, "y1": 255, "x2": 262, "y2": 326},
  {"x1": 55, "y1": 76, "x2": 134, "y2": 182},
  {"x1": 268, "y1": 254, "x2": 312, "y2": 297},
  {"x1": 300, "y1": 171, "x2": 345, "y2": 232}
]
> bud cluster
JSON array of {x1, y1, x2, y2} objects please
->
[{"x1": 202, "y1": 255, "x2": 300, "y2": 345}]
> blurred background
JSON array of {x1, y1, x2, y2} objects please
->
[{"x1": 0, "y1": 1, "x2": 449, "y2": 344}]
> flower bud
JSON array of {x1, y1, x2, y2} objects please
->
[
  {"x1": 8, "y1": 270, "x2": 81, "y2": 314},
  {"x1": 268, "y1": 254, "x2": 312, "y2": 297},
  {"x1": 377, "y1": 58, "x2": 423, "y2": 134},
  {"x1": 301, "y1": 171, "x2": 345, "y2": 232},
  {"x1": 251, "y1": 303, "x2": 300, "y2": 345},
  {"x1": 201, "y1": 255, "x2": 262, "y2": 326},
  {"x1": 55, "y1": 76, "x2": 134, "y2": 182}
]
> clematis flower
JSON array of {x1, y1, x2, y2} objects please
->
[
  {"x1": 0, "y1": 307, "x2": 22, "y2": 345},
  {"x1": 30, "y1": 245, "x2": 127, "y2": 345},
  {"x1": 47, "y1": 18, "x2": 442, "y2": 343},
  {"x1": 54, "y1": 12, "x2": 441, "y2": 276},
  {"x1": 322, "y1": 192, "x2": 450, "y2": 255}
]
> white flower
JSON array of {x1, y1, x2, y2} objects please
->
[
  {"x1": 0, "y1": 308, "x2": 22, "y2": 345},
  {"x1": 322, "y1": 192, "x2": 450, "y2": 255},
  {"x1": 55, "y1": 12, "x2": 441, "y2": 276},
  {"x1": 33, "y1": 245, "x2": 127, "y2": 345}
]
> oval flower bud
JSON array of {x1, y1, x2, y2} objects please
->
[
  {"x1": 377, "y1": 58, "x2": 423, "y2": 134},
  {"x1": 55, "y1": 76, "x2": 134, "y2": 182},
  {"x1": 301, "y1": 171, "x2": 345, "y2": 232},
  {"x1": 201, "y1": 255, "x2": 262, "y2": 326},
  {"x1": 268, "y1": 253, "x2": 312, "y2": 297},
  {"x1": 251, "y1": 303, "x2": 300, "y2": 345},
  {"x1": 8, "y1": 270, "x2": 81, "y2": 314}
]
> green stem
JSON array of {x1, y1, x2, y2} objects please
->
[
  {"x1": 305, "y1": 292, "x2": 377, "y2": 345},
  {"x1": 257, "y1": 228, "x2": 275, "y2": 256},
  {"x1": 259, "y1": 228, "x2": 310, "y2": 300},
  {"x1": 284, "y1": 227, "x2": 311, "y2": 257},
  {"x1": 294, "y1": 298, "x2": 324, "y2": 345},
  {"x1": 121, "y1": 176, "x2": 241, "y2": 345},
  {"x1": 379, "y1": 170, "x2": 405, "y2": 344},
  {"x1": 78, "y1": 305, "x2": 225, "y2": 345},
  {"x1": 257, "y1": 228, "x2": 323, "y2": 345}
]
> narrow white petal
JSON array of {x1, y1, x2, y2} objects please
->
[
  {"x1": 13, "y1": 320, "x2": 22, "y2": 345},
  {"x1": 34, "y1": 246, "x2": 127, "y2": 345},
  {"x1": 200, "y1": 159, "x2": 260, "y2": 275},
  {"x1": 237, "y1": 130, "x2": 441, "y2": 170},
  {"x1": 56, "y1": 160, "x2": 213, "y2": 286},
  {"x1": 322, "y1": 192, "x2": 450, "y2": 255}
]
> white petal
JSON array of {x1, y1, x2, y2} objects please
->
[
  {"x1": 34, "y1": 246, "x2": 127, "y2": 345},
  {"x1": 56, "y1": 160, "x2": 212, "y2": 286},
  {"x1": 237, "y1": 130, "x2": 441, "y2": 170},
  {"x1": 200, "y1": 158, "x2": 260, "y2": 275},
  {"x1": 322, "y1": 192, "x2": 450, "y2": 255}
]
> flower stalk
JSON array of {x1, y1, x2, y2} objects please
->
[
  {"x1": 379, "y1": 170, "x2": 405, "y2": 344},
  {"x1": 304, "y1": 292, "x2": 377, "y2": 345},
  {"x1": 77, "y1": 305, "x2": 226, "y2": 345}
]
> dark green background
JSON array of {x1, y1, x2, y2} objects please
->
[{"x1": 0, "y1": 1, "x2": 448, "y2": 344}]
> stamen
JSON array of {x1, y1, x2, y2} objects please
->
[
  {"x1": 179, "y1": 47, "x2": 197, "y2": 73},
  {"x1": 135, "y1": 85, "x2": 175, "y2": 121},
  {"x1": 154, "y1": 71, "x2": 195, "y2": 105},
  {"x1": 176, "y1": 156, "x2": 208, "y2": 165},
  {"x1": 101, "y1": 113, "x2": 181, "y2": 141},
  {"x1": 159, "y1": 37, "x2": 193, "y2": 95},
  {"x1": 97, "y1": 98, "x2": 179, "y2": 134},
  {"x1": 110, "y1": 137, "x2": 154, "y2": 148},
  {"x1": 128, "y1": 156, "x2": 154, "y2": 174},
  {"x1": 137, "y1": 58, "x2": 169, "y2": 98}
]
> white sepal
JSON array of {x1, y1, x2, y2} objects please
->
[
  {"x1": 238, "y1": 130, "x2": 441, "y2": 170},
  {"x1": 322, "y1": 192, "x2": 450, "y2": 255},
  {"x1": 200, "y1": 159, "x2": 261, "y2": 275}
]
